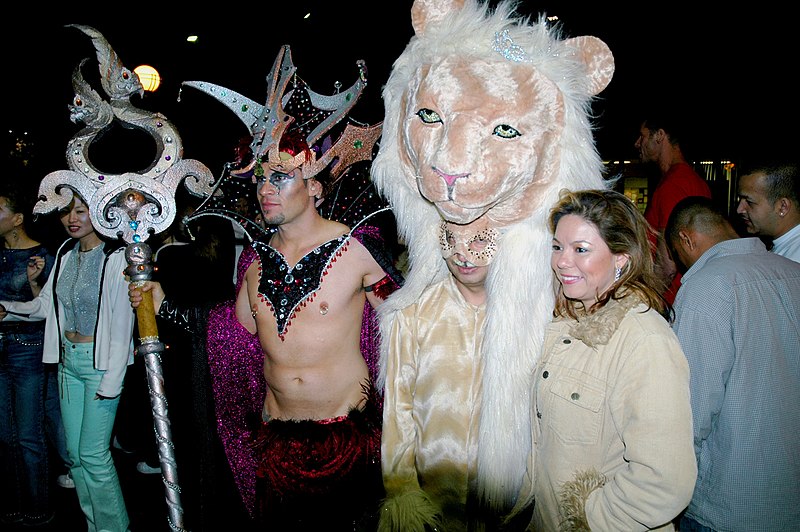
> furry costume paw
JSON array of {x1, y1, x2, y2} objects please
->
[
  {"x1": 558, "y1": 468, "x2": 606, "y2": 531},
  {"x1": 378, "y1": 489, "x2": 443, "y2": 532}
]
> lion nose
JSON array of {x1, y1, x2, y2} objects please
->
[{"x1": 433, "y1": 167, "x2": 470, "y2": 188}]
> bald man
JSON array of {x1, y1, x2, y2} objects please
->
[{"x1": 665, "y1": 196, "x2": 800, "y2": 532}]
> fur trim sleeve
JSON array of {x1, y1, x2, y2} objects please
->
[
  {"x1": 558, "y1": 468, "x2": 606, "y2": 532},
  {"x1": 378, "y1": 489, "x2": 443, "y2": 532}
]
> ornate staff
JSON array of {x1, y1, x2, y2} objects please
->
[{"x1": 33, "y1": 25, "x2": 214, "y2": 531}]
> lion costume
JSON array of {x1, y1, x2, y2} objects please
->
[{"x1": 372, "y1": 0, "x2": 614, "y2": 529}]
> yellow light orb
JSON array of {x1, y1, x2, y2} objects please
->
[{"x1": 134, "y1": 64, "x2": 161, "y2": 92}]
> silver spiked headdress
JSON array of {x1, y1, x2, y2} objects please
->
[
  {"x1": 181, "y1": 45, "x2": 381, "y2": 191},
  {"x1": 180, "y1": 45, "x2": 387, "y2": 240}
]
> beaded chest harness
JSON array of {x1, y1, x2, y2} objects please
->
[{"x1": 253, "y1": 234, "x2": 350, "y2": 340}]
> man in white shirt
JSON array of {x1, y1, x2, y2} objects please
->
[{"x1": 736, "y1": 162, "x2": 800, "y2": 261}]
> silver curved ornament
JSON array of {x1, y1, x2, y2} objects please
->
[{"x1": 33, "y1": 25, "x2": 216, "y2": 532}]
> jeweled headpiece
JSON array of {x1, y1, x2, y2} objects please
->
[{"x1": 181, "y1": 45, "x2": 381, "y2": 194}]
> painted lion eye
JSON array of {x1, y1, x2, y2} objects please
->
[
  {"x1": 493, "y1": 124, "x2": 521, "y2": 138},
  {"x1": 416, "y1": 108, "x2": 442, "y2": 124}
]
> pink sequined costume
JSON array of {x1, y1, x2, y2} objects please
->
[{"x1": 205, "y1": 244, "x2": 264, "y2": 517}]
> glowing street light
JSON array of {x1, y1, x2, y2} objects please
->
[{"x1": 134, "y1": 64, "x2": 161, "y2": 92}]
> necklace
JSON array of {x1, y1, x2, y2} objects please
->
[
  {"x1": 76, "y1": 243, "x2": 100, "y2": 271},
  {"x1": 79, "y1": 243, "x2": 101, "y2": 253}
]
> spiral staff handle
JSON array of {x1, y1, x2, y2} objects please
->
[{"x1": 126, "y1": 242, "x2": 187, "y2": 532}]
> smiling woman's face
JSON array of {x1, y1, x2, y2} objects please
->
[
  {"x1": 551, "y1": 214, "x2": 622, "y2": 307},
  {"x1": 59, "y1": 196, "x2": 94, "y2": 240}
]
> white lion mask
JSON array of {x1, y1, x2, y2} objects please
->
[{"x1": 373, "y1": 0, "x2": 614, "y2": 514}]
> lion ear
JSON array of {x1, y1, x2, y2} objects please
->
[
  {"x1": 411, "y1": 0, "x2": 466, "y2": 35},
  {"x1": 565, "y1": 36, "x2": 615, "y2": 96}
]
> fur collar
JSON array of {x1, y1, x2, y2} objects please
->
[{"x1": 565, "y1": 295, "x2": 642, "y2": 349}]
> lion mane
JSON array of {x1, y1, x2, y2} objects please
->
[{"x1": 372, "y1": 0, "x2": 614, "y2": 519}]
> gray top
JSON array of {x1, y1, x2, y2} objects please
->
[{"x1": 55, "y1": 244, "x2": 103, "y2": 336}]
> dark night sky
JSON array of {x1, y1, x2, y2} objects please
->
[{"x1": 5, "y1": 2, "x2": 797, "y2": 177}]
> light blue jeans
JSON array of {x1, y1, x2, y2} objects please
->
[
  {"x1": 60, "y1": 339, "x2": 130, "y2": 532},
  {"x1": 44, "y1": 363, "x2": 70, "y2": 470}
]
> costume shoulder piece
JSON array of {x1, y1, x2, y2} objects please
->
[
  {"x1": 352, "y1": 224, "x2": 404, "y2": 292},
  {"x1": 252, "y1": 216, "x2": 404, "y2": 342}
]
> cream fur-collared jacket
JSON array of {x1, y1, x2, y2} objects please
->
[{"x1": 520, "y1": 296, "x2": 697, "y2": 531}]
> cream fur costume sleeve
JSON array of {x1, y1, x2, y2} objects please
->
[{"x1": 371, "y1": 0, "x2": 614, "y2": 527}]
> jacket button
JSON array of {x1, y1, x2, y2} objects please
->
[
  {"x1": 563, "y1": 338, "x2": 571, "y2": 344},
  {"x1": 571, "y1": 392, "x2": 580, "y2": 401},
  {"x1": 542, "y1": 371, "x2": 549, "y2": 379}
]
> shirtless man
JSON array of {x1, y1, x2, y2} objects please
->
[
  {"x1": 244, "y1": 163, "x2": 387, "y2": 420},
  {"x1": 130, "y1": 47, "x2": 403, "y2": 528},
  {"x1": 131, "y1": 152, "x2": 400, "y2": 528}
]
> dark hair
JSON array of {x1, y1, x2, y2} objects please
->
[
  {"x1": 0, "y1": 181, "x2": 35, "y2": 216},
  {"x1": 665, "y1": 195, "x2": 733, "y2": 249},
  {"x1": 640, "y1": 106, "x2": 694, "y2": 155},
  {"x1": 56, "y1": 189, "x2": 88, "y2": 215},
  {"x1": 0, "y1": 163, "x2": 39, "y2": 232},
  {"x1": 548, "y1": 188, "x2": 670, "y2": 320},
  {"x1": 746, "y1": 163, "x2": 799, "y2": 205}
]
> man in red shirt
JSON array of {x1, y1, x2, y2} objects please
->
[{"x1": 635, "y1": 113, "x2": 712, "y2": 304}]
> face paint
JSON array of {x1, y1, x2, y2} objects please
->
[
  {"x1": 256, "y1": 169, "x2": 301, "y2": 196},
  {"x1": 438, "y1": 217, "x2": 499, "y2": 267}
]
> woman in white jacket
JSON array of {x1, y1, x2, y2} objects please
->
[{"x1": 0, "y1": 193, "x2": 134, "y2": 532}]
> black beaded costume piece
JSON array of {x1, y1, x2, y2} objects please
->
[{"x1": 253, "y1": 234, "x2": 348, "y2": 338}]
